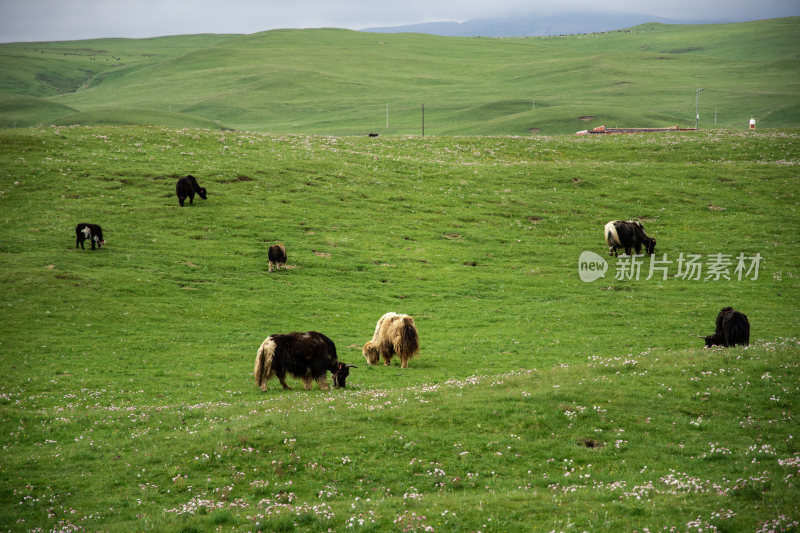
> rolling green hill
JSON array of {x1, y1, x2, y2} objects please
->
[{"x1": 0, "y1": 18, "x2": 798, "y2": 134}]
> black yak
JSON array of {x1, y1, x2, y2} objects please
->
[
  {"x1": 704, "y1": 307, "x2": 750, "y2": 347},
  {"x1": 604, "y1": 220, "x2": 657, "y2": 257},
  {"x1": 176, "y1": 175, "x2": 207, "y2": 207},
  {"x1": 75, "y1": 223, "x2": 104, "y2": 250},
  {"x1": 268, "y1": 243, "x2": 287, "y2": 272},
  {"x1": 363, "y1": 312, "x2": 420, "y2": 368},
  {"x1": 254, "y1": 331, "x2": 356, "y2": 390}
]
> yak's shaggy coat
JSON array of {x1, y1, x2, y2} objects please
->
[
  {"x1": 363, "y1": 312, "x2": 420, "y2": 368},
  {"x1": 704, "y1": 307, "x2": 750, "y2": 347},
  {"x1": 255, "y1": 331, "x2": 350, "y2": 390}
]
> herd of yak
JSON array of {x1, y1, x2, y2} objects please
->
[{"x1": 74, "y1": 175, "x2": 751, "y2": 392}]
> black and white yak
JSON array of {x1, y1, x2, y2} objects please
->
[
  {"x1": 254, "y1": 331, "x2": 357, "y2": 390},
  {"x1": 176, "y1": 175, "x2": 207, "y2": 207},
  {"x1": 268, "y1": 243, "x2": 287, "y2": 272},
  {"x1": 362, "y1": 312, "x2": 420, "y2": 368},
  {"x1": 704, "y1": 307, "x2": 750, "y2": 347},
  {"x1": 604, "y1": 220, "x2": 657, "y2": 256},
  {"x1": 75, "y1": 223, "x2": 105, "y2": 250}
]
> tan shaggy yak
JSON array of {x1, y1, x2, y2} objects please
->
[{"x1": 362, "y1": 312, "x2": 420, "y2": 368}]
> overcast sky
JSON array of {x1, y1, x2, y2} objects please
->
[{"x1": 1, "y1": 0, "x2": 798, "y2": 43}]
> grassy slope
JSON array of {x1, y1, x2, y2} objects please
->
[
  {"x1": 0, "y1": 125, "x2": 798, "y2": 531},
  {"x1": 1, "y1": 18, "x2": 798, "y2": 133},
  {"x1": 0, "y1": 34, "x2": 239, "y2": 96},
  {"x1": 0, "y1": 34, "x2": 238, "y2": 127}
]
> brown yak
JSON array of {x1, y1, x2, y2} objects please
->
[{"x1": 254, "y1": 331, "x2": 356, "y2": 390}]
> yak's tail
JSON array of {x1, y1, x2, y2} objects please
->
[
  {"x1": 604, "y1": 221, "x2": 620, "y2": 247},
  {"x1": 254, "y1": 337, "x2": 276, "y2": 389},
  {"x1": 398, "y1": 316, "x2": 420, "y2": 358}
]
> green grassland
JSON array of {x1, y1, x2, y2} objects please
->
[
  {"x1": 1, "y1": 18, "x2": 799, "y2": 134},
  {"x1": 0, "y1": 125, "x2": 798, "y2": 531}
]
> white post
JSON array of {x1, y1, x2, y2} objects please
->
[
  {"x1": 386, "y1": 104, "x2": 389, "y2": 129},
  {"x1": 695, "y1": 88, "x2": 703, "y2": 130},
  {"x1": 532, "y1": 98, "x2": 535, "y2": 110}
]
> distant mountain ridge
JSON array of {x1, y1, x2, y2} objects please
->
[{"x1": 362, "y1": 12, "x2": 718, "y2": 37}]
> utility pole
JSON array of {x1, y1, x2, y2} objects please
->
[{"x1": 695, "y1": 88, "x2": 703, "y2": 130}]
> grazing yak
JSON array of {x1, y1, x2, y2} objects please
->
[
  {"x1": 604, "y1": 220, "x2": 657, "y2": 257},
  {"x1": 363, "y1": 312, "x2": 420, "y2": 368},
  {"x1": 268, "y1": 243, "x2": 287, "y2": 272},
  {"x1": 254, "y1": 331, "x2": 356, "y2": 391},
  {"x1": 704, "y1": 307, "x2": 750, "y2": 347},
  {"x1": 75, "y1": 223, "x2": 104, "y2": 250},
  {"x1": 176, "y1": 175, "x2": 207, "y2": 207}
]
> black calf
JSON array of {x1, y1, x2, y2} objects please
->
[
  {"x1": 176, "y1": 175, "x2": 207, "y2": 207},
  {"x1": 75, "y1": 223, "x2": 104, "y2": 250}
]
